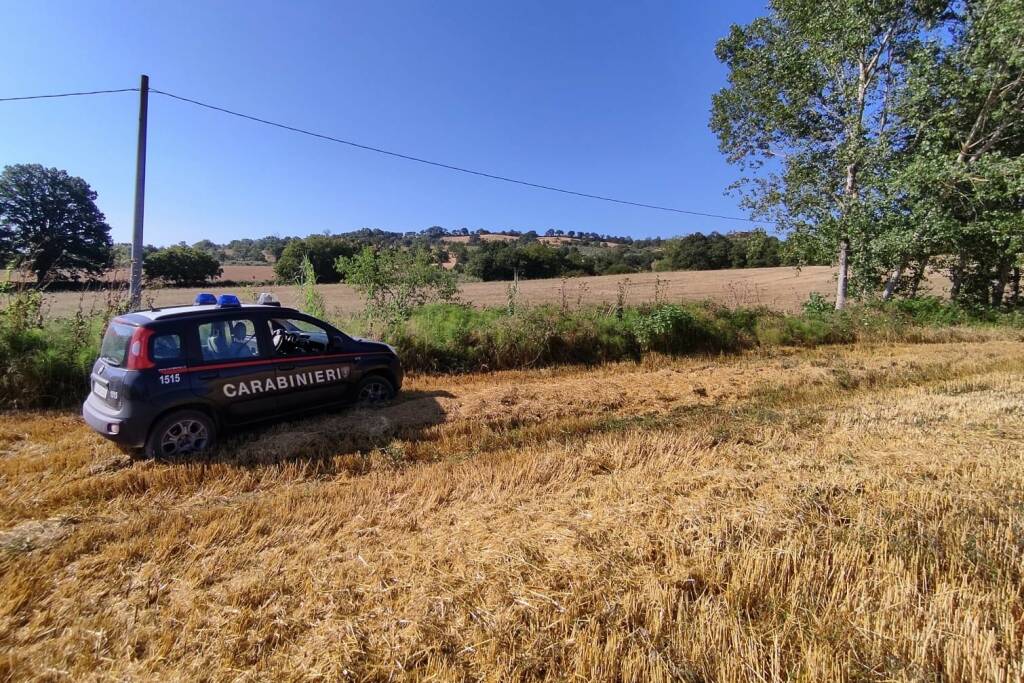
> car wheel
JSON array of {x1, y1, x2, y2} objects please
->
[
  {"x1": 355, "y1": 375, "x2": 394, "y2": 406},
  {"x1": 145, "y1": 409, "x2": 216, "y2": 458}
]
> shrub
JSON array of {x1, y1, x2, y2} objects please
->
[
  {"x1": 755, "y1": 313, "x2": 855, "y2": 347},
  {"x1": 296, "y1": 255, "x2": 327, "y2": 319},
  {"x1": 381, "y1": 304, "x2": 639, "y2": 373},
  {"x1": 144, "y1": 245, "x2": 222, "y2": 286},
  {"x1": 628, "y1": 303, "x2": 750, "y2": 355},
  {"x1": 337, "y1": 246, "x2": 458, "y2": 331},
  {"x1": 802, "y1": 291, "x2": 832, "y2": 316},
  {"x1": 880, "y1": 296, "x2": 967, "y2": 326},
  {"x1": 0, "y1": 291, "x2": 101, "y2": 408}
]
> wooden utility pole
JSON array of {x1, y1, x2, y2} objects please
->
[{"x1": 129, "y1": 74, "x2": 149, "y2": 310}]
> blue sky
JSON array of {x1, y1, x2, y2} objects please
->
[{"x1": 1, "y1": 1, "x2": 768, "y2": 246}]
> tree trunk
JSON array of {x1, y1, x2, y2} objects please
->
[
  {"x1": 881, "y1": 263, "x2": 904, "y2": 301},
  {"x1": 992, "y1": 261, "x2": 1011, "y2": 307},
  {"x1": 836, "y1": 238, "x2": 849, "y2": 310},
  {"x1": 1010, "y1": 267, "x2": 1021, "y2": 306},
  {"x1": 909, "y1": 257, "x2": 929, "y2": 299},
  {"x1": 836, "y1": 156, "x2": 859, "y2": 311},
  {"x1": 949, "y1": 253, "x2": 967, "y2": 301}
]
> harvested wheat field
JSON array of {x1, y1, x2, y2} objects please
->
[
  {"x1": 40, "y1": 266, "x2": 857, "y2": 317},
  {"x1": 2, "y1": 336, "x2": 1023, "y2": 680}
]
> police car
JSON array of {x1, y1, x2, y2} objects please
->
[{"x1": 82, "y1": 293, "x2": 403, "y2": 457}]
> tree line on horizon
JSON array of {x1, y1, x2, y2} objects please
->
[
  {"x1": 188, "y1": 228, "x2": 797, "y2": 284},
  {"x1": 110, "y1": 227, "x2": 797, "y2": 286}
]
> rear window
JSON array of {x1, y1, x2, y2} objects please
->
[
  {"x1": 151, "y1": 333, "x2": 184, "y2": 365},
  {"x1": 99, "y1": 322, "x2": 135, "y2": 366}
]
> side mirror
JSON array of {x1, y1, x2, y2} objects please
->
[{"x1": 331, "y1": 335, "x2": 346, "y2": 350}]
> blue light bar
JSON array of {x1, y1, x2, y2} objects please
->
[
  {"x1": 194, "y1": 293, "x2": 217, "y2": 306},
  {"x1": 216, "y1": 294, "x2": 242, "y2": 308}
]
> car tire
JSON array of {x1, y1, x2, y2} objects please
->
[
  {"x1": 145, "y1": 409, "x2": 216, "y2": 458},
  {"x1": 355, "y1": 375, "x2": 395, "y2": 406}
]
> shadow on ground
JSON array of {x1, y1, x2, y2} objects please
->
[{"x1": 156, "y1": 389, "x2": 454, "y2": 470}]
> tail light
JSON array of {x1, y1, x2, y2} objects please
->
[{"x1": 126, "y1": 327, "x2": 155, "y2": 370}]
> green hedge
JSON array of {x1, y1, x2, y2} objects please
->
[{"x1": 1, "y1": 292, "x2": 1020, "y2": 410}]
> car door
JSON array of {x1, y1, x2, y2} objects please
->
[
  {"x1": 188, "y1": 316, "x2": 279, "y2": 423},
  {"x1": 267, "y1": 314, "x2": 354, "y2": 413}
]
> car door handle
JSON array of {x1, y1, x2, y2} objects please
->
[
  {"x1": 198, "y1": 371, "x2": 219, "y2": 379},
  {"x1": 277, "y1": 364, "x2": 295, "y2": 371}
]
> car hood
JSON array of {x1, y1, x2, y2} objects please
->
[{"x1": 351, "y1": 337, "x2": 397, "y2": 355}]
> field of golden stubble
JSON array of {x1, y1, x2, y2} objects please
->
[
  {"x1": 1, "y1": 336, "x2": 1022, "y2": 681},
  {"x1": 41, "y1": 265, "x2": 847, "y2": 316}
]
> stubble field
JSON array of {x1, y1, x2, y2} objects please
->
[
  {"x1": 40, "y1": 266, "x2": 850, "y2": 317},
  {"x1": 1, "y1": 335, "x2": 1022, "y2": 680}
]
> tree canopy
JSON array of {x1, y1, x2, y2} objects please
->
[
  {"x1": 143, "y1": 245, "x2": 223, "y2": 287},
  {"x1": 711, "y1": 0, "x2": 1023, "y2": 308},
  {"x1": 274, "y1": 235, "x2": 357, "y2": 284},
  {"x1": 0, "y1": 164, "x2": 113, "y2": 283}
]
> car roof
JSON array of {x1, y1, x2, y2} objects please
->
[{"x1": 118, "y1": 304, "x2": 305, "y2": 325}]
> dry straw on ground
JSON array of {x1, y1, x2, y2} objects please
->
[
  {"x1": 1, "y1": 339, "x2": 1022, "y2": 680},
  {"x1": 40, "y1": 266, "x2": 856, "y2": 316}
]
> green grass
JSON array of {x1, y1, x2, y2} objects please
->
[
  {"x1": 1, "y1": 289, "x2": 1021, "y2": 410},
  {"x1": 349, "y1": 298, "x2": 1023, "y2": 374}
]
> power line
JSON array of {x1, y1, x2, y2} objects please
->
[
  {"x1": 150, "y1": 88, "x2": 761, "y2": 224},
  {"x1": 0, "y1": 88, "x2": 139, "y2": 103},
  {"x1": 0, "y1": 85, "x2": 763, "y2": 224}
]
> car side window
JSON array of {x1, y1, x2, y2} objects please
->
[
  {"x1": 268, "y1": 317, "x2": 331, "y2": 356},
  {"x1": 151, "y1": 332, "x2": 184, "y2": 366},
  {"x1": 198, "y1": 319, "x2": 262, "y2": 362}
]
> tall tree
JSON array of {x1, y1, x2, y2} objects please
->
[
  {"x1": 711, "y1": 0, "x2": 946, "y2": 308},
  {"x1": 886, "y1": 0, "x2": 1024, "y2": 305},
  {"x1": 0, "y1": 164, "x2": 113, "y2": 282}
]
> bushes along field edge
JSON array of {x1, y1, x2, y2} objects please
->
[{"x1": 3, "y1": 288, "x2": 1019, "y2": 410}]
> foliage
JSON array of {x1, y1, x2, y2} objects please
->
[
  {"x1": 660, "y1": 230, "x2": 792, "y2": 271},
  {"x1": 336, "y1": 298, "x2": 1021, "y2": 375},
  {"x1": 801, "y1": 292, "x2": 832, "y2": 316},
  {"x1": 121, "y1": 226, "x2": 812, "y2": 282},
  {"x1": 225, "y1": 236, "x2": 292, "y2": 263},
  {"x1": 0, "y1": 290, "x2": 101, "y2": 408},
  {"x1": 337, "y1": 246, "x2": 458, "y2": 328},
  {"x1": 0, "y1": 163, "x2": 113, "y2": 282},
  {"x1": 711, "y1": 0, "x2": 949, "y2": 308},
  {"x1": 711, "y1": 0, "x2": 1023, "y2": 309},
  {"x1": 143, "y1": 245, "x2": 223, "y2": 287},
  {"x1": 3, "y1": 287, "x2": 1022, "y2": 409},
  {"x1": 884, "y1": 0, "x2": 1024, "y2": 307},
  {"x1": 463, "y1": 241, "x2": 581, "y2": 280},
  {"x1": 629, "y1": 304, "x2": 740, "y2": 354},
  {"x1": 381, "y1": 304, "x2": 636, "y2": 373},
  {"x1": 274, "y1": 235, "x2": 356, "y2": 284},
  {"x1": 296, "y1": 255, "x2": 327, "y2": 319},
  {"x1": 111, "y1": 242, "x2": 158, "y2": 268}
]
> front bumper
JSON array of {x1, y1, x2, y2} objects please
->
[{"x1": 82, "y1": 394, "x2": 148, "y2": 448}]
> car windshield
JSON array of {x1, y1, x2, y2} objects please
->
[{"x1": 99, "y1": 321, "x2": 135, "y2": 366}]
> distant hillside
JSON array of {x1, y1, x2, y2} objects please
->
[{"x1": 103, "y1": 225, "x2": 821, "y2": 285}]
